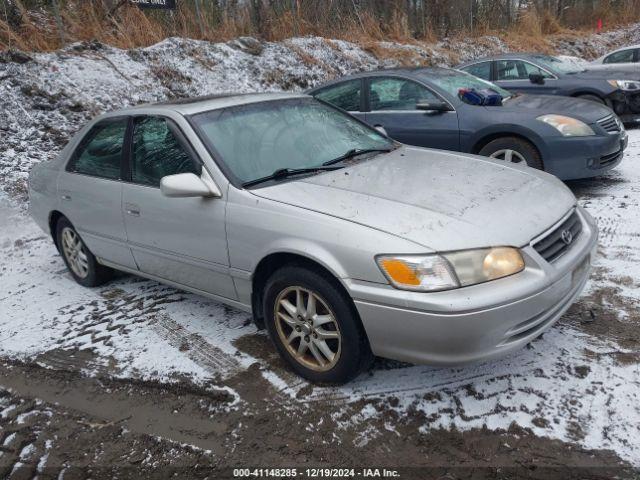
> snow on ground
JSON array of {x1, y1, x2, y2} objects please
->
[
  {"x1": 1, "y1": 132, "x2": 639, "y2": 463},
  {"x1": 1, "y1": 32, "x2": 640, "y2": 466}
]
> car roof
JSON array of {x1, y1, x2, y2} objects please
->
[
  {"x1": 605, "y1": 44, "x2": 640, "y2": 53},
  {"x1": 309, "y1": 67, "x2": 459, "y2": 89},
  {"x1": 111, "y1": 92, "x2": 309, "y2": 116},
  {"x1": 458, "y1": 52, "x2": 559, "y2": 67}
]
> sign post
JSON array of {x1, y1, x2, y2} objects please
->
[
  {"x1": 130, "y1": 0, "x2": 176, "y2": 9},
  {"x1": 52, "y1": 0, "x2": 66, "y2": 46},
  {"x1": 194, "y1": 0, "x2": 205, "y2": 37}
]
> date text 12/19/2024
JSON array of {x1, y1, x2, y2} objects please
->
[{"x1": 233, "y1": 468, "x2": 401, "y2": 478}]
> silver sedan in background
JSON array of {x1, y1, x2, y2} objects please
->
[{"x1": 28, "y1": 93, "x2": 597, "y2": 384}]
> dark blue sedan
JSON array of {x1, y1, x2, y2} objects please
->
[
  {"x1": 308, "y1": 68, "x2": 628, "y2": 180},
  {"x1": 458, "y1": 53, "x2": 640, "y2": 123}
]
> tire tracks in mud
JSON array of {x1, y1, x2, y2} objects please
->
[{"x1": 151, "y1": 313, "x2": 240, "y2": 377}]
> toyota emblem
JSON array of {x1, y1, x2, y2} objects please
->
[{"x1": 561, "y1": 229, "x2": 573, "y2": 245}]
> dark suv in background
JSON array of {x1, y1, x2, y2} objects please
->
[{"x1": 458, "y1": 53, "x2": 640, "y2": 123}]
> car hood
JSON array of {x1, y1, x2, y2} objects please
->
[
  {"x1": 586, "y1": 63, "x2": 640, "y2": 74},
  {"x1": 501, "y1": 94, "x2": 612, "y2": 123},
  {"x1": 250, "y1": 146, "x2": 576, "y2": 252},
  {"x1": 567, "y1": 68, "x2": 640, "y2": 80}
]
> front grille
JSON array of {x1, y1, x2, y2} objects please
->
[
  {"x1": 599, "y1": 149, "x2": 623, "y2": 167},
  {"x1": 597, "y1": 115, "x2": 621, "y2": 133},
  {"x1": 532, "y1": 210, "x2": 582, "y2": 263}
]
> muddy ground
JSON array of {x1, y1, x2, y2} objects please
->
[
  {"x1": 0, "y1": 358, "x2": 634, "y2": 480},
  {"x1": 1, "y1": 136, "x2": 639, "y2": 479}
]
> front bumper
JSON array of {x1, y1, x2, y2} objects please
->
[
  {"x1": 609, "y1": 90, "x2": 640, "y2": 124},
  {"x1": 348, "y1": 207, "x2": 598, "y2": 365},
  {"x1": 543, "y1": 131, "x2": 627, "y2": 181}
]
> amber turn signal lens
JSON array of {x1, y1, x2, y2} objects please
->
[{"x1": 379, "y1": 258, "x2": 421, "y2": 286}]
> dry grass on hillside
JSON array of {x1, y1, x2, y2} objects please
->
[{"x1": 1, "y1": 1, "x2": 639, "y2": 57}]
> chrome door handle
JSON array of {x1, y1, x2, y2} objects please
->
[{"x1": 124, "y1": 203, "x2": 141, "y2": 217}]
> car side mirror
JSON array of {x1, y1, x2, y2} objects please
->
[
  {"x1": 416, "y1": 101, "x2": 452, "y2": 112},
  {"x1": 529, "y1": 73, "x2": 545, "y2": 85},
  {"x1": 160, "y1": 173, "x2": 220, "y2": 198},
  {"x1": 374, "y1": 125, "x2": 388, "y2": 136}
]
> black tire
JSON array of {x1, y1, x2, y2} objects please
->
[
  {"x1": 263, "y1": 265, "x2": 372, "y2": 384},
  {"x1": 55, "y1": 217, "x2": 113, "y2": 287},
  {"x1": 479, "y1": 136, "x2": 543, "y2": 170},
  {"x1": 576, "y1": 94, "x2": 605, "y2": 105}
]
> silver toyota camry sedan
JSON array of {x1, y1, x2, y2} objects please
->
[{"x1": 29, "y1": 92, "x2": 598, "y2": 384}]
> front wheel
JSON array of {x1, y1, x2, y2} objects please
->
[
  {"x1": 479, "y1": 137, "x2": 543, "y2": 170},
  {"x1": 263, "y1": 265, "x2": 372, "y2": 384}
]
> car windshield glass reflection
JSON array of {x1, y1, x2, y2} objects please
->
[
  {"x1": 191, "y1": 99, "x2": 394, "y2": 185},
  {"x1": 433, "y1": 71, "x2": 511, "y2": 100}
]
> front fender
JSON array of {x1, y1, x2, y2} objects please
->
[{"x1": 465, "y1": 124, "x2": 551, "y2": 161}]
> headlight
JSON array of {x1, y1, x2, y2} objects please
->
[
  {"x1": 537, "y1": 114, "x2": 595, "y2": 137},
  {"x1": 608, "y1": 80, "x2": 640, "y2": 91},
  {"x1": 376, "y1": 247, "x2": 525, "y2": 292}
]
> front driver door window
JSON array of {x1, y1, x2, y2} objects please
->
[
  {"x1": 131, "y1": 116, "x2": 201, "y2": 186},
  {"x1": 495, "y1": 60, "x2": 555, "y2": 94},
  {"x1": 365, "y1": 77, "x2": 459, "y2": 150},
  {"x1": 369, "y1": 77, "x2": 438, "y2": 111},
  {"x1": 604, "y1": 49, "x2": 635, "y2": 64},
  {"x1": 121, "y1": 115, "x2": 235, "y2": 299}
]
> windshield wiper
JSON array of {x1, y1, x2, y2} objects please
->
[
  {"x1": 242, "y1": 166, "x2": 343, "y2": 188},
  {"x1": 322, "y1": 147, "x2": 394, "y2": 166}
]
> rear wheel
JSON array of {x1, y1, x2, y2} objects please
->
[
  {"x1": 263, "y1": 265, "x2": 372, "y2": 384},
  {"x1": 56, "y1": 217, "x2": 113, "y2": 287},
  {"x1": 576, "y1": 94, "x2": 605, "y2": 105},
  {"x1": 479, "y1": 136, "x2": 543, "y2": 170}
]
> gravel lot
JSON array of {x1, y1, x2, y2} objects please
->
[{"x1": 0, "y1": 129, "x2": 637, "y2": 479}]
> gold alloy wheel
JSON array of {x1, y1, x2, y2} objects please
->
[{"x1": 274, "y1": 286, "x2": 342, "y2": 372}]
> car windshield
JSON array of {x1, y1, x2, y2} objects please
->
[
  {"x1": 431, "y1": 71, "x2": 512, "y2": 100},
  {"x1": 533, "y1": 55, "x2": 586, "y2": 74},
  {"x1": 191, "y1": 98, "x2": 394, "y2": 186}
]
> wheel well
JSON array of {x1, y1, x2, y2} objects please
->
[
  {"x1": 571, "y1": 92, "x2": 603, "y2": 100},
  {"x1": 49, "y1": 210, "x2": 65, "y2": 250},
  {"x1": 571, "y1": 92, "x2": 612, "y2": 108},
  {"x1": 251, "y1": 253, "x2": 353, "y2": 329},
  {"x1": 472, "y1": 132, "x2": 544, "y2": 168}
]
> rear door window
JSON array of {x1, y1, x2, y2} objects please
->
[
  {"x1": 314, "y1": 79, "x2": 363, "y2": 112},
  {"x1": 130, "y1": 116, "x2": 201, "y2": 187},
  {"x1": 368, "y1": 77, "x2": 438, "y2": 111},
  {"x1": 68, "y1": 119, "x2": 127, "y2": 180},
  {"x1": 460, "y1": 62, "x2": 492, "y2": 80}
]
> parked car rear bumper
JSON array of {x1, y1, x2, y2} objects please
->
[
  {"x1": 348, "y1": 206, "x2": 598, "y2": 365},
  {"x1": 543, "y1": 131, "x2": 627, "y2": 180}
]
